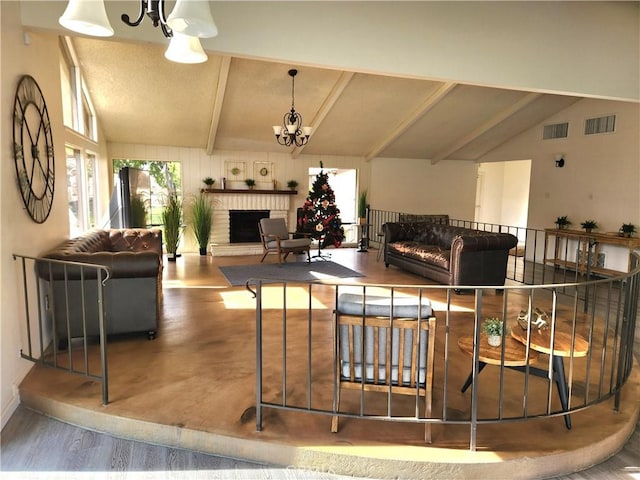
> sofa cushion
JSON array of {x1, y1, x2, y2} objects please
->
[
  {"x1": 388, "y1": 241, "x2": 450, "y2": 270},
  {"x1": 337, "y1": 293, "x2": 433, "y2": 318}
]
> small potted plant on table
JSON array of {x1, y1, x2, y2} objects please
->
[{"x1": 482, "y1": 317, "x2": 504, "y2": 347}]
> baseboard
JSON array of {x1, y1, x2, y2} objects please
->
[{"x1": 1, "y1": 389, "x2": 20, "y2": 430}]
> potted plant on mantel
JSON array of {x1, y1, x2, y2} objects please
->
[
  {"x1": 287, "y1": 180, "x2": 299, "y2": 191},
  {"x1": 482, "y1": 317, "x2": 504, "y2": 347},
  {"x1": 555, "y1": 215, "x2": 571, "y2": 229},
  {"x1": 189, "y1": 193, "x2": 213, "y2": 256},
  {"x1": 581, "y1": 219, "x2": 598, "y2": 233},
  {"x1": 245, "y1": 179, "x2": 256, "y2": 190},
  {"x1": 202, "y1": 177, "x2": 215, "y2": 191},
  {"x1": 619, "y1": 223, "x2": 636, "y2": 238},
  {"x1": 162, "y1": 192, "x2": 183, "y2": 261}
]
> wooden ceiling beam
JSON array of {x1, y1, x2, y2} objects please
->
[
  {"x1": 430, "y1": 91, "x2": 542, "y2": 164},
  {"x1": 291, "y1": 71, "x2": 355, "y2": 158},
  {"x1": 206, "y1": 56, "x2": 232, "y2": 155},
  {"x1": 364, "y1": 82, "x2": 457, "y2": 161}
]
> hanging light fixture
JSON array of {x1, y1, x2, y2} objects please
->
[
  {"x1": 273, "y1": 69, "x2": 313, "y2": 148},
  {"x1": 58, "y1": 0, "x2": 114, "y2": 37},
  {"x1": 59, "y1": 0, "x2": 218, "y2": 64}
]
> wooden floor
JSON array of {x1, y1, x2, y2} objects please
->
[{"x1": 7, "y1": 248, "x2": 640, "y2": 479}]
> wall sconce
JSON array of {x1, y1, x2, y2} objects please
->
[{"x1": 555, "y1": 154, "x2": 565, "y2": 168}]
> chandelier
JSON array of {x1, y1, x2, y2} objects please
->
[
  {"x1": 273, "y1": 69, "x2": 313, "y2": 148},
  {"x1": 59, "y1": 0, "x2": 218, "y2": 64}
]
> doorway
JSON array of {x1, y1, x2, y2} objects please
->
[{"x1": 475, "y1": 160, "x2": 531, "y2": 244}]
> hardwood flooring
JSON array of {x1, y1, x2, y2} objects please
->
[
  {"x1": 4, "y1": 248, "x2": 640, "y2": 479},
  {"x1": 1, "y1": 404, "x2": 638, "y2": 479}
]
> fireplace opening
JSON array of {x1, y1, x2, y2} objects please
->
[{"x1": 229, "y1": 210, "x2": 269, "y2": 243}]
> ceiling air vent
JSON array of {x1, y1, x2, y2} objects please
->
[
  {"x1": 542, "y1": 122, "x2": 568, "y2": 140},
  {"x1": 584, "y1": 114, "x2": 616, "y2": 135}
]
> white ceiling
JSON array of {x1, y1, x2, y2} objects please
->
[{"x1": 28, "y1": 1, "x2": 633, "y2": 163}]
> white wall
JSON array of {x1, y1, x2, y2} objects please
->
[
  {"x1": 369, "y1": 157, "x2": 477, "y2": 220},
  {"x1": 108, "y1": 143, "x2": 371, "y2": 252},
  {"x1": 1, "y1": 3, "x2": 70, "y2": 427},
  {"x1": 480, "y1": 98, "x2": 640, "y2": 233},
  {"x1": 480, "y1": 98, "x2": 640, "y2": 271},
  {"x1": 476, "y1": 160, "x2": 531, "y2": 235}
]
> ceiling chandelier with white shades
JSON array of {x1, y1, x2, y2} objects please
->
[
  {"x1": 59, "y1": 0, "x2": 218, "y2": 64},
  {"x1": 273, "y1": 69, "x2": 313, "y2": 148}
]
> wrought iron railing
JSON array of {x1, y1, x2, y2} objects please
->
[
  {"x1": 254, "y1": 253, "x2": 639, "y2": 451},
  {"x1": 13, "y1": 254, "x2": 111, "y2": 405}
]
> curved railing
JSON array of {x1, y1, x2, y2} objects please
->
[{"x1": 254, "y1": 252, "x2": 639, "y2": 450}]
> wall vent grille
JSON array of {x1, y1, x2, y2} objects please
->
[
  {"x1": 542, "y1": 122, "x2": 569, "y2": 140},
  {"x1": 584, "y1": 115, "x2": 616, "y2": 135}
]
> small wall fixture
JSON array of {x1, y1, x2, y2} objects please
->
[{"x1": 555, "y1": 154, "x2": 565, "y2": 168}]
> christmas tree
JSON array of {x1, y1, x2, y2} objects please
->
[{"x1": 298, "y1": 163, "x2": 345, "y2": 249}]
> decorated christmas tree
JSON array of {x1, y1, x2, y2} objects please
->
[{"x1": 298, "y1": 163, "x2": 345, "y2": 249}]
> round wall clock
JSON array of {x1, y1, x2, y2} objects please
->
[{"x1": 12, "y1": 75, "x2": 55, "y2": 224}]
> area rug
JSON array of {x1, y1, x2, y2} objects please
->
[{"x1": 218, "y1": 261, "x2": 364, "y2": 286}]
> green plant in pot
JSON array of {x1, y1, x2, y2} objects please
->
[
  {"x1": 162, "y1": 192, "x2": 182, "y2": 261},
  {"x1": 287, "y1": 179, "x2": 299, "y2": 191},
  {"x1": 482, "y1": 317, "x2": 503, "y2": 347},
  {"x1": 245, "y1": 179, "x2": 256, "y2": 190},
  {"x1": 555, "y1": 215, "x2": 571, "y2": 229},
  {"x1": 189, "y1": 193, "x2": 213, "y2": 256},
  {"x1": 202, "y1": 177, "x2": 215, "y2": 190},
  {"x1": 130, "y1": 194, "x2": 148, "y2": 228},
  {"x1": 358, "y1": 190, "x2": 368, "y2": 224},
  {"x1": 580, "y1": 219, "x2": 598, "y2": 232},
  {"x1": 619, "y1": 223, "x2": 636, "y2": 237}
]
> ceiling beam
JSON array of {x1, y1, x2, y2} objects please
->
[
  {"x1": 206, "y1": 56, "x2": 232, "y2": 155},
  {"x1": 364, "y1": 82, "x2": 458, "y2": 161},
  {"x1": 430, "y1": 91, "x2": 542, "y2": 164},
  {"x1": 291, "y1": 71, "x2": 355, "y2": 158}
]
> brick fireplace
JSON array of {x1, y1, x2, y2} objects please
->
[{"x1": 208, "y1": 191, "x2": 292, "y2": 256}]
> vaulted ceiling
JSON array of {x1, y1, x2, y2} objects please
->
[
  {"x1": 73, "y1": 36, "x2": 581, "y2": 162},
  {"x1": 20, "y1": 1, "x2": 632, "y2": 163}
]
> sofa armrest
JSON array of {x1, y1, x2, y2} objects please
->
[{"x1": 451, "y1": 233, "x2": 518, "y2": 254}]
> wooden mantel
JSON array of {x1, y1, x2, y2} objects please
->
[{"x1": 201, "y1": 189, "x2": 297, "y2": 195}]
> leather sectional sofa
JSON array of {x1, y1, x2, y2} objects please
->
[
  {"x1": 38, "y1": 228, "x2": 163, "y2": 345},
  {"x1": 383, "y1": 222, "x2": 518, "y2": 287}
]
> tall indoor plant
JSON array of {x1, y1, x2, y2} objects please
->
[
  {"x1": 162, "y1": 192, "x2": 182, "y2": 261},
  {"x1": 190, "y1": 193, "x2": 213, "y2": 255},
  {"x1": 358, "y1": 190, "x2": 368, "y2": 224}
]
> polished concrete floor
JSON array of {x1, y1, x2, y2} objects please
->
[{"x1": 17, "y1": 248, "x2": 640, "y2": 479}]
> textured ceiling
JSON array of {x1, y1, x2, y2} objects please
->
[{"x1": 73, "y1": 36, "x2": 581, "y2": 162}]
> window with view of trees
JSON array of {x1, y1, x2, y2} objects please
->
[{"x1": 112, "y1": 159, "x2": 182, "y2": 227}]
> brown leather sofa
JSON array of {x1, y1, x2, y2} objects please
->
[
  {"x1": 383, "y1": 222, "x2": 517, "y2": 287},
  {"x1": 38, "y1": 229, "x2": 163, "y2": 345}
]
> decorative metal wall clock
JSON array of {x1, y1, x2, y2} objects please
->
[{"x1": 12, "y1": 75, "x2": 55, "y2": 223}]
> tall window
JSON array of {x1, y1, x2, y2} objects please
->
[
  {"x1": 67, "y1": 147, "x2": 98, "y2": 236},
  {"x1": 59, "y1": 37, "x2": 97, "y2": 141}
]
